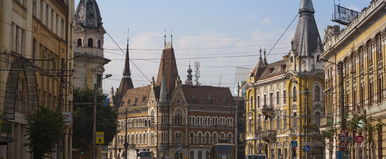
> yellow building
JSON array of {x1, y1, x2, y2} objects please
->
[
  {"x1": 321, "y1": 0, "x2": 386, "y2": 158},
  {"x1": 0, "y1": 0, "x2": 74, "y2": 158},
  {"x1": 245, "y1": 0, "x2": 325, "y2": 158}
]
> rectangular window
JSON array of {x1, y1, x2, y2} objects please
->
[
  {"x1": 32, "y1": 39, "x2": 37, "y2": 61},
  {"x1": 378, "y1": 77, "x2": 383, "y2": 103},
  {"x1": 270, "y1": 93, "x2": 273, "y2": 106},
  {"x1": 351, "y1": 53, "x2": 356, "y2": 73},
  {"x1": 257, "y1": 96, "x2": 260, "y2": 108},
  {"x1": 45, "y1": 4, "x2": 49, "y2": 25},
  {"x1": 276, "y1": 91, "x2": 280, "y2": 105},
  {"x1": 369, "y1": 79, "x2": 373, "y2": 106},
  {"x1": 353, "y1": 88, "x2": 357, "y2": 111},
  {"x1": 283, "y1": 90, "x2": 287, "y2": 104},
  {"x1": 264, "y1": 95, "x2": 267, "y2": 106},
  {"x1": 367, "y1": 41, "x2": 373, "y2": 65},
  {"x1": 376, "y1": 34, "x2": 382, "y2": 59},
  {"x1": 61, "y1": 19, "x2": 65, "y2": 38},
  {"x1": 359, "y1": 46, "x2": 364, "y2": 70},
  {"x1": 96, "y1": 74, "x2": 102, "y2": 88},
  {"x1": 12, "y1": 24, "x2": 25, "y2": 55},
  {"x1": 32, "y1": 0, "x2": 37, "y2": 16}
]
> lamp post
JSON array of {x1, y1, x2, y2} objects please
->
[{"x1": 93, "y1": 73, "x2": 112, "y2": 159}]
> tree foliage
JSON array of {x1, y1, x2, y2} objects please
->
[
  {"x1": 73, "y1": 89, "x2": 117, "y2": 153},
  {"x1": 26, "y1": 106, "x2": 65, "y2": 159}
]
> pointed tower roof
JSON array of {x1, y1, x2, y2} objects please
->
[
  {"x1": 115, "y1": 39, "x2": 134, "y2": 106},
  {"x1": 156, "y1": 41, "x2": 179, "y2": 98},
  {"x1": 75, "y1": 0, "x2": 103, "y2": 28},
  {"x1": 159, "y1": 74, "x2": 167, "y2": 104},
  {"x1": 250, "y1": 48, "x2": 267, "y2": 78},
  {"x1": 291, "y1": 0, "x2": 323, "y2": 57}
]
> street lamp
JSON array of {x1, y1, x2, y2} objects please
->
[{"x1": 93, "y1": 73, "x2": 112, "y2": 159}]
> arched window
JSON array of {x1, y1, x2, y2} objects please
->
[
  {"x1": 213, "y1": 133, "x2": 218, "y2": 144},
  {"x1": 292, "y1": 86, "x2": 297, "y2": 102},
  {"x1": 88, "y1": 38, "x2": 93, "y2": 47},
  {"x1": 205, "y1": 133, "x2": 210, "y2": 144},
  {"x1": 77, "y1": 38, "x2": 82, "y2": 46},
  {"x1": 97, "y1": 39, "x2": 102, "y2": 48},
  {"x1": 190, "y1": 151, "x2": 194, "y2": 159},
  {"x1": 189, "y1": 132, "x2": 194, "y2": 144},
  {"x1": 314, "y1": 85, "x2": 321, "y2": 101},
  {"x1": 198, "y1": 151, "x2": 203, "y2": 159},
  {"x1": 197, "y1": 133, "x2": 202, "y2": 144},
  {"x1": 227, "y1": 133, "x2": 232, "y2": 143},
  {"x1": 174, "y1": 109, "x2": 183, "y2": 125}
]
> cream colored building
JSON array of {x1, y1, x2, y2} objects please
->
[
  {"x1": 245, "y1": 0, "x2": 325, "y2": 158},
  {"x1": 0, "y1": 0, "x2": 74, "y2": 158},
  {"x1": 321, "y1": 0, "x2": 386, "y2": 158}
]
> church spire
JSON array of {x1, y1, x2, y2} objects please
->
[
  {"x1": 300, "y1": 0, "x2": 315, "y2": 13},
  {"x1": 292, "y1": 0, "x2": 323, "y2": 57},
  {"x1": 123, "y1": 31, "x2": 131, "y2": 78}
]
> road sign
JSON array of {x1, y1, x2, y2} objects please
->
[
  {"x1": 339, "y1": 137, "x2": 353, "y2": 141},
  {"x1": 96, "y1": 132, "x2": 104, "y2": 144},
  {"x1": 303, "y1": 145, "x2": 311, "y2": 152},
  {"x1": 258, "y1": 143, "x2": 263, "y2": 151},
  {"x1": 356, "y1": 136, "x2": 364, "y2": 143},
  {"x1": 291, "y1": 141, "x2": 298, "y2": 148}
]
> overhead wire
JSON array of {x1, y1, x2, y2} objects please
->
[
  {"x1": 105, "y1": 31, "x2": 151, "y2": 83},
  {"x1": 266, "y1": 13, "x2": 298, "y2": 57}
]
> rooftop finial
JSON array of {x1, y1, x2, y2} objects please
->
[
  {"x1": 259, "y1": 46, "x2": 263, "y2": 60},
  {"x1": 170, "y1": 28, "x2": 173, "y2": 47},
  {"x1": 263, "y1": 49, "x2": 268, "y2": 64},
  {"x1": 164, "y1": 30, "x2": 167, "y2": 47}
]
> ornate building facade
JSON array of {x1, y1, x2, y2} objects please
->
[
  {"x1": 321, "y1": 0, "x2": 386, "y2": 158},
  {"x1": 73, "y1": 0, "x2": 110, "y2": 92},
  {"x1": 0, "y1": 0, "x2": 74, "y2": 158},
  {"x1": 108, "y1": 41, "x2": 236, "y2": 159},
  {"x1": 245, "y1": 0, "x2": 325, "y2": 158}
]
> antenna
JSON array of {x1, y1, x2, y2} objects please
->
[
  {"x1": 194, "y1": 61, "x2": 200, "y2": 86},
  {"x1": 218, "y1": 75, "x2": 222, "y2": 87}
]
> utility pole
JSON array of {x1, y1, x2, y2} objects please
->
[
  {"x1": 339, "y1": 62, "x2": 346, "y2": 130},
  {"x1": 124, "y1": 108, "x2": 128, "y2": 159},
  {"x1": 93, "y1": 84, "x2": 97, "y2": 159},
  {"x1": 338, "y1": 62, "x2": 347, "y2": 159},
  {"x1": 57, "y1": 58, "x2": 65, "y2": 159}
]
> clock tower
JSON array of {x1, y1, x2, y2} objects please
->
[{"x1": 73, "y1": 0, "x2": 110, "y2": 92}]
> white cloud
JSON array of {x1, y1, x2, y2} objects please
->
[{"x1": 260, "y1": 17, "x2": 271, "y2": 24}]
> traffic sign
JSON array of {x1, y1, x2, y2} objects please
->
[
  {"x1": 258, "y1": 143, "x2": 263, "y2": 151},
  {"x1": 339, "y1": 137, "x2": 353, "y2": 141},
  {"x1": 291, "y1": 141, "x2": 298, "y2": 148},
  {"x1": 96, "y1": 132, "x2": 105, "y2": 144},
  {"x1": 303, "y1": 145, "x2": 311, "y2": 152},
  {"x1": 356, "y1": 136, "x2": 364, "y2": 143}
]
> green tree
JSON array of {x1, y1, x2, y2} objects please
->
[
  {"x1": 72, "y1": 89, "x2": 117, "y2": 154},
  {"x1": 26, "y1": 106, "x2": 65, "y2": 159}
]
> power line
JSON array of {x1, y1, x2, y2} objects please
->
[
  {"x1": 105, "y1": 31, "x2": 151, "y2": 83},
  {"x1": 266, "y1": 13, "x2": 298, "y2": 57}
]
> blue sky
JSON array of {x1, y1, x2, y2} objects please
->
[{"x1": 75, "y1": 0, "x2": 371, "y2": 94}]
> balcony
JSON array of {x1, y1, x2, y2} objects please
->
[
  {"x1": 245, "y1": 133, "x2": 259, "y2": 140},
  {"x1": 261, "y1": 105, "x2": 274, "y2": 119},
  {"x1": 261, "y1": 130, "x2": 276, "y2": 143}
]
